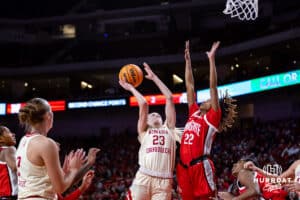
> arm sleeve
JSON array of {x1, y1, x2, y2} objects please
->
[
  {"x1": 204, "y1": 108, "x2": 221, "y2": 131},
  {"x1": 61, "y1": 189, "x2": 82, "y2": 200}
]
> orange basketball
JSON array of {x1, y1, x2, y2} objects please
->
[{"x1": 119, "y1": 64, "x2": 143, "y2": 88}]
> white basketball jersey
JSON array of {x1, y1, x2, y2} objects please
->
[
  {"x1": 16, "y1": 135, "x2": 57, "y2": 200},
  {"x1": 295, "y1": 164, "x2": 300, "y2": 183},
  {"x1": 138, "y1": 125, "x2": 176, "y2": 178}
]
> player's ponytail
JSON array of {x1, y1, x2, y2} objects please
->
[{"x1": 18, "y1": 98, "x2": 51, "y2": 131}]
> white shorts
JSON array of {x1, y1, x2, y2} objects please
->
[{"x1": 126, "y1": 170, "x2": 173, "y2": 200}]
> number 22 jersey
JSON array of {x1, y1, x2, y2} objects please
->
[{"x1": 180, "y1": 102, "x2": 221, "y2": 164}]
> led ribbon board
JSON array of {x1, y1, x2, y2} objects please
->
[
  {"x1": 0, "y1": 103, "x2": 6, "y2": 115},
  {"x1": 129, "y1": 69, "x2": 300, "y2": 106},
  {"x1": 129, "y1": 93, "x2": 187, "y2": 106},
  {"x1": 6, "y1": 100, "x2": 66, "y2": 114},
  {"x1": 68, "y1": 98, "x2": 126, "y2": 109},
  {"x1": 197, "y1": 69, "x2": 300, "y2": 102}
]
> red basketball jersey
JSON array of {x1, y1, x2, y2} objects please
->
[
  {"x1": 180, "y1": 102, "x2": 221, "y2": 164},
  {"x1": 238, "y1": 172, "x2": 287, "y2": 200},
  {"x1": 0, "y1": 147, "x2": 18, "y2": 197}
]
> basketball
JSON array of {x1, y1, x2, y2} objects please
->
[{"x1": 119, "y1": 64, "x2": 143, "y2": 88}]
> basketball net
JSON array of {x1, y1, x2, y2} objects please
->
[{"x1": 223, "y1": 0, "x2": 258, "y2": 21}]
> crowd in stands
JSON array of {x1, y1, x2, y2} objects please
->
[{"x1": 54, "y1": 118, "x2": 299, "y2": 199}]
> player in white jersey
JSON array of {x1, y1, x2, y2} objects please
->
[
  {"x1": 120, "y1": 62, "x2": 177, "y2": 200},
  {"x1": 283, "y1": 160, "x2": 300, "y2": 196},
  {"x1": 16, "y1": 98, "x2": 85, "y2": 200},
  {"x1": 0, "y1": 126, "x2": 18, "y2": 200}
]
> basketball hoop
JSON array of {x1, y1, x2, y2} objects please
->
[{"x1": 223, "y1": 0, "x2": 258, "y2": 21}]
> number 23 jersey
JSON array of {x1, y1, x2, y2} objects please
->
[{"x1": 138, "y1": 125, "x2": 176, "y2": 178}]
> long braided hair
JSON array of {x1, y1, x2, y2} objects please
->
[{"x1": 218, "y1": 90, "x2": 238, "y2": 132}]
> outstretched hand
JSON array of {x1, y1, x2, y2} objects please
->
[
  {"x1": 206, "y1": 41, "x2": 220, "y2": 60},
  {"x1": 143, "y1": 62, "x2": 156, "y2": 80},
  {"x1": 284, "y1": 181, "x2": 300, "y2": 192},
  {"x1": 119, "y1": 79, "x2": 134, "y2": 91},
  {"x1": 243, "y1": 161, "x2": 256, "y2": 170},
  {"x1": 68, "y1": 148, "x2": 87, "y2": 171},
  {"x1": 87, "y1": 148, "x2": 100, "y2": 165},
  {"x1": 185, "y1": 40, "x2": 191, "y2": 62},
  {"x1": 79, "y1": 170, "x2": 95, "y2": 193}
]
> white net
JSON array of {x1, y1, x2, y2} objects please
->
[{"x1": 223, "y1": 0, "x2": 258, "y2": 21}]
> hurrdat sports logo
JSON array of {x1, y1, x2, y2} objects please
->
[
  {"x1": 254, "y1": 164, "x2": 292, "y2": 184},
  {"x1": 263, "y1": 164, "x2": 282, "y2": 176}
]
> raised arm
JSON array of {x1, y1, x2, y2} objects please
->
[
  {"x1": 119, "y1": 80, "x2": 148, "y2": 134},
  {"x1": 70, "y1": 148, "x2": 100, "y2": 187},
  {"x1": 280, "y1": 160, "x2": 300, "y2": 179},
  {"x1": 143, "y1": 62, "x2": 176, "y2": 129},
  {"x1": 206, "y1": 41, "x2": 220, "y2": 111},
  {"x1": 4, "y1": 146, "x2": 17, "y2": 172},
  {"x1": 244, "y1": 161, "x2": 284, "y2": 179},
  {"x1": 235, "y1": 170, "x2": 260, "y2": 200},
  {"x1": 40, "y1": 138, "x2": 84, "y2": 194},
  {"x1": 62, "y1": 170, "x2": 95, "y2": 200},
  {"x1": 184, "y1": 41, "x2": 196, "y2": 108}
]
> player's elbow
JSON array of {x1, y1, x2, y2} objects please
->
[
  {"x1": 55, "y1": 186, "x2": 68, "y2": 195},
  {"x1": 52, "y1": 181, "x2": 68, "y2": 194}
]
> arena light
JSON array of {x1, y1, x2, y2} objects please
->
[
  {"x1": 68, "y1": 98, "x2": 126, "y2": 109},
  {"x1": 81, "y1": 81, "x2": 93, "y2": 89},
  {"x1": 173, "y1": 74, "x2": 183, "y2": 84},
  {"x1": 0, "y1": 103, "x2": 6, "y2": 115},
  {"x1": 61, "y1": 24, "x2": 76, "y2": 38}
]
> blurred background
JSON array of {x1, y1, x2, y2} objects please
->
[{"x1": 0, "y1": 0, "x2": 299, "y2": 199}]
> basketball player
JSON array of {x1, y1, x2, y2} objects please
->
[
  {"x1": 218, "y1": 158, "x2": 287, "y2": 200},
  {"x1": 0, "y1": 126, "x2": 18, "y2": 200},
  {"x1": 54, "y1": 140, "x2": 99, "y2": 200},
  {"x1": 120, "y1": 62, "x2": 176, "y2": 200},
  {"x1": 245, "y1": 159, "x2": 300, "y2": 194},
  {"x1": 58, "y1": 170, "x2": 95, "y2": 200},
  {"x1": 285, "y1": 160, "x2": 300, "y2": 194},
  {"x1": 16, "y1": 97, "x2": 86, "y2": 199},
  {"x1": 177, "y1": 41, "x2": 237, "y2": 200}
]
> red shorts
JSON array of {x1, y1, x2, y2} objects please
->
[{"x1": 176, "y1": 159, "x2": 216, "y2": 200}]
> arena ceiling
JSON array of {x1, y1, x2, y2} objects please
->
[{"x1": 0, "y1": 0, "x2": 299, "y2": 101}]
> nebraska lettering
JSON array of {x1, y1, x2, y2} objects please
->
[
  {"x1": 146, "y1": 147, "x2": 170, "y2": 154},
  {"x1": 148, "y1": 129, "x2": 168, "y2": 135}
]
